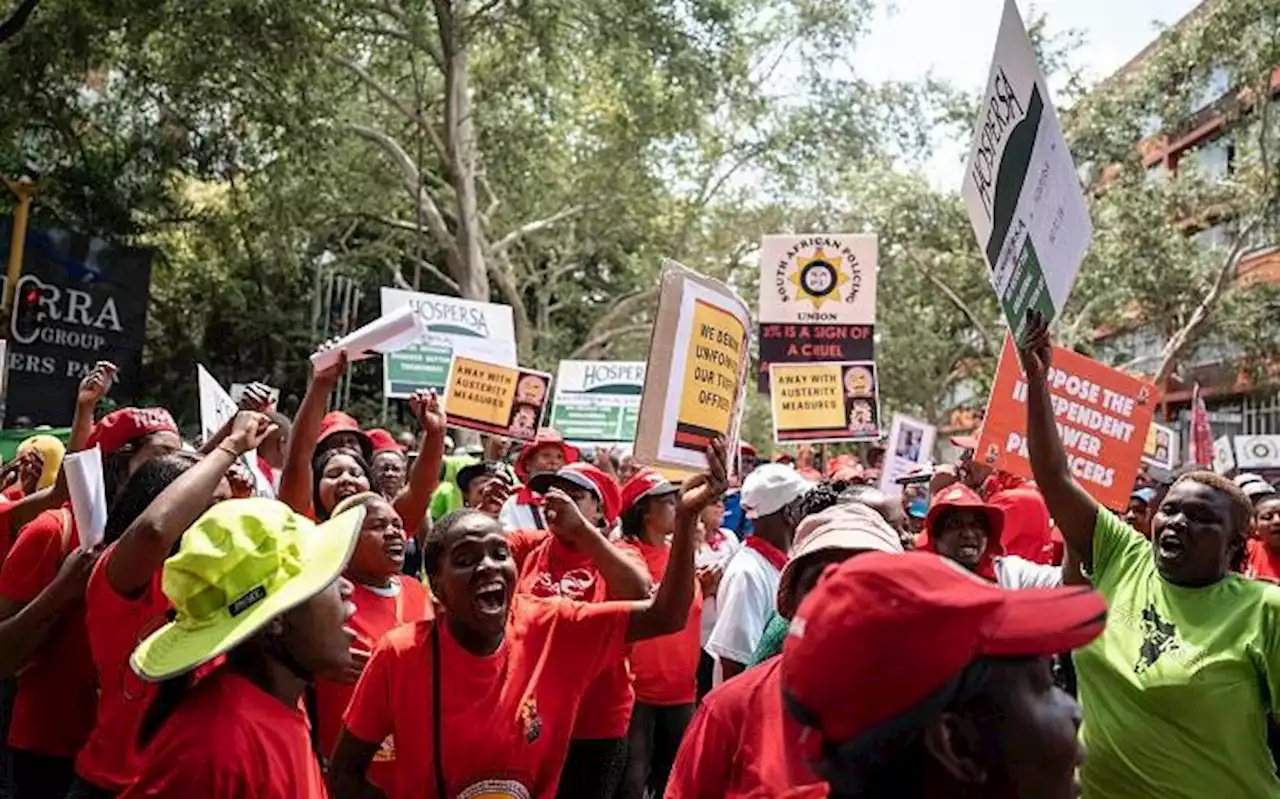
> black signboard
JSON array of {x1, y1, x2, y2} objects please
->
[
  {"x1": 758, "y1": 322, "x2": 875, "y2": 393},
  {"x1": 1, "y1": 222, "x2": 154, "y2": 426}
]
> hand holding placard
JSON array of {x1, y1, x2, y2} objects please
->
[{"x1": 310, "y1": 305, "x2": 425, "y2": 373}]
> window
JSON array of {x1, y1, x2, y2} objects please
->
[
  {"x1": 1094, "y1": 326, "x2": 1164, "y2": 370},
  {"x1": 1191, "y1": 66, "x2": 1230, "y2": 113},
  {"x1": 1186, "y1": 136, "x2": 1234, "y2": 182},
  {"x1": 1194, "y1": 223, "x2": 1232, "y2": 251},
  {"x1": 1139, "y1": 113, "x2": 1163, "y2": 139}
]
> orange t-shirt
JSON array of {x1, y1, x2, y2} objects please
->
[
  {"x1": 344, "y1": 595, "x2": 631, "y2": 799},
  {"x1": 314, "y1": 577, "x2": 433, "y2": 763},
  {"x1": 0, "y1": 506, "x2": 97, "y2": 758},
  {"x1": 120, "y1": 669, "x2": 326, "y2": 799},
  {"x1": 628, "y1": 541, "x2": 702, "y2": 706},
  {"x1": 75, "y1": 544, "x2": 174, "y2": 790},
  {"x1": 510, "y1": 529, "x2": 644, "y2": 739},
  {"x1": 1247, "y1": 538, "x2": 1280, "y2": 582}
]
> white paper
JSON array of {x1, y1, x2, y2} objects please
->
[
  {"x1": 197, "y1": 364, "x2": 276, "y2": 499},
  {"x1": 311, "y1": 305, "x2": 424, "y2": 372},
  {"x1": 879, "y1": 414, "x2": 937, "y2": 498},
  {"x1": 65, "y1": 446, "x2": 107, "y2": 549}
]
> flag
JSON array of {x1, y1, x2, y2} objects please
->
[{"x1": 1188, "y1": 383, "x2": 1213, "y2": 467}]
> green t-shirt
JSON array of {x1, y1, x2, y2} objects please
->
[
  {"x1": 1077, "y1": 509, "x2": 1280, "y2": 798},
  {"x1": 751, "y1": 611, "x2": 789, "y2": 666},
  {"x1": 430, "y1": 456, "x2": 477, "y2": 521}
]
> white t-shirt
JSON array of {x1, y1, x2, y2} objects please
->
[
  {"x1": 696, "y1": 529, "x2": 743, "y2": 646},
  {"x1": 498, "y1": 496, "x2": 544, "y2": 532},
  {"x1": 994, "y1": 554, "x2": 1064, "y2": 589},
  {"x1": 706, "y1": 544, "x2": 780, "y2": 666}
]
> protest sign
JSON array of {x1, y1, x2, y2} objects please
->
[
  {"x1": 758, "y1": 235, "x2": 877, "y2": 325},
  {"x1": 550, "y1": 361, "x2": 644, "y2": 445},
  {"x1": 381, "y1": 288, "x2": 517, "y2": 398},
  {"x1": 879, "y1": 414, "x2": 937, "y2": 497},
  {"x1": 1141, "y1": 422, "x2": 1179, "y2": 472},
  {"x1": 634, "y1": 261, "x2": 751, "y2": 473},
  {"x1": 443, "y1": 356, "x2": 553, "y2": 442},
  {"x1": 976, "y1": 337, "x2": 1155, "y2": 510},
  {"x1": 1213, "y1": 435, "x2": 1236, "y2": 474},
  {"x1": 960, "y1": 0, "x2": 1092, "y2": 342},
  {"x1": 1235, "y1": 435, "x2": 1280, "y2": 469},
  {"x1": 756, "y1": 322, "x2": 874, "y2": 393},
  {"x1": 769, "y1": 362, "x2": 881, "y2": 444},
  {"x1": 196, "y1": 365, "x2": 274, "y2": 498},
  {"x1": 64, "y1": 445, "x2": 107, "y2": 549},
  {"x1": 311, "y1": 305, "x2": 424, "y2": 373}
]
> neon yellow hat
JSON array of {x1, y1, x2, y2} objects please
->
[{"x1": 131, "y1": 497, "x2": 365, "y2": 682}]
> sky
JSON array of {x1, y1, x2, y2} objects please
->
[{"x1": 851, "y1": 0, "x2": 1204, "y2": 188}]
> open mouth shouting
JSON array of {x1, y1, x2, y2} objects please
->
[
  {"x1": 1156, "y1": 530, "x2": 1187, "y2": 563},
  {"x1": 383, "y1": 537, "x2": 406, "y2": 564},
  {"x1": 474, "y1": 578, "x2": 509, "y2": 617}
]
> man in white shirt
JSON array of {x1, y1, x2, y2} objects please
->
[{"x1": 706, "y1": 463, "x2": 813, "y2": 680}]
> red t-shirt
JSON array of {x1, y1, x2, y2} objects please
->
[
  {"x1": 343, "y1": 595, "x2": 631, "y2": 799},
  {"x1": 0, "y1": 498, "x2": 18, "y2": 565},
  {"x1": 120, "y1": 669, "x2": 325, "y2": 799},
  {"x1": 1247, "y1": 539, "x2": 1280, "y2": 582},
  {"x1": 0, "y1": 506, "x2": 97, "y2": 757},
  {"x1": 314, "y1": 578, "x2": 433, "y2": 764},
  {"x1": 666, "y1": 657, "x2": 821, "y2": 798},
  {"x1": 75, "y1": 544, "x2": 174, "y2": 790},
  {"x1": 628, "y1": 541, "x2": 702, "y2": 706},
  {"x1": 510, "y1": 529, "x2": 644, "y2": 739}
]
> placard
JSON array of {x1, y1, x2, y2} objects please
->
[
  {"x1": 1235, "y1": 435, "x2": 1280, "y2": 470},
  {"x1": 1214, "y1": 435, "x2": 1237, "y2": 474},
  {"x1": 381, "y1": 288, "x2": 518, "y2": 399},
  {"x1": 634, "y1": 261, "x2": 751, "y2": 473},
  {"x1": 976, "y1": 336, "x2": 1156, "y2": 510},
  {"x1": 550, "y1": 361, "x2": 644, "y2": 445},
  {"x1": 960, "y1": 0, "x2": 1093, "y2": 342},
  {"x1": 758, "y1": 235, "x2": 877, "y2": 325},
  {"x1": 1141, "y1": 422, "x2": 1179, "y2": 472},
  {"x1": 756, "y1": 322, "x2": 874, "y2": 393},
  {"x1": 443, "y1": 356, "x2": 553, "y2": 442},
  {"x1": 769, "y1": 361, "x2": 881, "y2": 444},
  {"x1": 196, "y1": 364, "x2": 275, "y2": 498},
  {"x1": 879, "y1": 414, "x2": 937, "y2": 497}
]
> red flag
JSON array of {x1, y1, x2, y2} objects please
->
[{"x1": 1188, "y1": 383, "x2": 1213, "y2": 467}]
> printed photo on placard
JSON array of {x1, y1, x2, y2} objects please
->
[
  {"x1": 769, "y1": 361, "x2": 882, "y2": 444},
  {"x1": 444, "y1": 355, "x2": 553, "y2": 442}
]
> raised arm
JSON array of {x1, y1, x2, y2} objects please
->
[
  {"x1": 107, "y1": 412, "x2": 276, "y2": 597},
  {"x1": 543, "y1": 489, "x2": 651, "y2": 599},
  {"x1": 1020, "y1": 311, "x2": 1100, "y2": 570},
  {"x1": 627, "y1": 440, "x2": 728, "y2": 641},
  {"x1": 391, "y1": 390, "x2": 447, "y2": 530},
  {"x1": 199, "y1": 382, "x2": 273, "y2": 456},
  {"x1": 278, "y1": 347, "x2": 346, "y2": 514}
]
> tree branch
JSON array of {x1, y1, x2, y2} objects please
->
[
  {"x1": 580, "y1": 287, "x2": 659, "y2": 347},
  {"x1": 570, "y1": 322, "x2": 651, "y2": 360},
  {"x1": 0, "y1": 0, "x2": 41, "y2": 44},
  {"x1": 491, "y1": 205, "x2": 584, "y2": 252},
  {"x1": 327, "y1": 53, "x2": 448, "y2": 164},
  {"x1": 404, "y1": 252, "x2": 459, "y2": 293},
  {"x1": 902, "y1": 249, "x2": 994, "y2": 354}
]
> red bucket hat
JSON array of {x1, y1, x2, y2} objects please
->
[
  {"x1": 365, "y1": 428, "x2": 403, "y2": 456},
  {"x1": 924, "y1": 483, "x2": 1005, "y2": 543},
  {"x1": 527, "y1": 462, "x2": 620, "y2": 526},
  {"x1": 88, "y1": 408, "x2": 178, "y2": 458},
  {"x1": 317, "y1": 411, "x2": 373, "y2": 462},
  {"x1": 514, "y1": 428, "x2": 580, "y2": 480},
  {"x1": 619, "y1": 468, "x2": 679, "y2": 517},
  {"x1": 781, "y1": 551, "x2": 1106, "y2": 748}
]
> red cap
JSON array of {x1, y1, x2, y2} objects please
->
[
  {"x1": 365, "y1": 428, "x2": 403, "y2": 455},
  {"x1": 88, "y1": 408, "x2": 178, "y2": 457},
  {"x1": 514, "y1": 428, "x2": 580, "y2": 480},
  {"x1": 740, "y1": 442, "x2": 758, "y2": 459},
  {"x1": 782, "y1": 551, "x2": 1106, "y2": 745},
  {"x1": 619, "y1": 468, "x2": 679, "y2": 516},
  {"x1": 318, "y1": 412, "x2": 372, "y2": 461},
  {"x1": 773, "y1": 452, "x2": 795, "y2": 465},
  {"x1": 824, "y1": 454, "x2": 858, "y2": 478},
  {"x1": 925, "y1": 483, "x2": 1004, "y2": 543},
  {"x1": 527, "y1": 462, "x2": 620, "y2": 525}
]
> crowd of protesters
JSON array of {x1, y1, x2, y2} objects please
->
[{"x1": 0, "y1": 310, "x2": 1273, "y2": 798}]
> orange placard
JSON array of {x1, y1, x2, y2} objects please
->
[{"x1": 976, "y1": 336, "x2": 1158, "y2": 510}]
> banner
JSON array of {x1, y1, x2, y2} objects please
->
[
  {"x1": 769, "y1": 361, "x2": 881, "y2": 444},
  {"x1": 550, "y1": 361, "x2": 644, "y2": 445},
  {"x1": 443, "y1": 356, "x2": 552, "y2": 442},
  {"x1": 960, "y1": 0, "x2": 1092, "y2": 342},
  {"x1": 196, "y1": 365, "x2": 274, "y2": 498},
  {"x1": 380, "y1": 288, "x2": 517, "y2": 399},
  {"x1": 1141, "y1": 422, "x2": 1179, "y2": 472},
  {"x1": 756, "y1": 322, "x2": 874, "y2": 393},
  {"x1": 1235, "y1": 435, "x2": 1280, "y2": 469},
  {"x1": 758, "y1": 235, "x2": 877, "y2": 325},
  {"x1": 1, "y1": 222, "x2": 153, "y2": 426},
  {"x1": 634, "y1": 261, "x2": 751, "y2": 474},
  {"x1": 1188, "y1": 383, "x2": 1213, "y2": 467},
  {"x1": 976, "y1": 337, "x2": 1156, "y2": 510},
  {"x1": 879, "y1": 414, "x2": 937, "y2": 497}
]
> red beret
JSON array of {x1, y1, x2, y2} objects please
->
[{"x1": 88, "y1": 407, "x2": 178, "y2": 457}]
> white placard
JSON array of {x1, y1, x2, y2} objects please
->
[
  {"x1": 1235, "y1": 435, "x2": 1280, "y2": 469},
  {"x1": 197, "y1": 365, "x2": 275, "y2": 499},
  {"x1": 758, "y1": 235, "x2": 877, "y2": 325},
  {"x1": 311, "y1": 304, "x2": 424, "y2": 373},
  {"x1": 64, "y1": 446, "x2": 107, "y2": 549},
  {"x1": 1213, "y1": 435, "x2": 1236, "y2": 475},
  {"x1": 879, "y1": 414, "x2": 937, "y2": 498},
  {"x1": 550, "y1": 361, "x2": 645, "y2": 446},
  {"x1": 961, "y1": 0, "x2": 1093, "y2": 342},
  {"x1": 1141, "y1": 422, "x2": 1179, "y2": 472}
]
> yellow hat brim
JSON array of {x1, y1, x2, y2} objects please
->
[{"x1": 130, "y1": 506, "x2": 365, "y2": 682}]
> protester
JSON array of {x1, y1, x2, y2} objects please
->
[
  {"x1": 1241, "y1": 478, "x2": 1277, "y2": 508},
  {"x1": 119, "y1": 499, "x2": 362, "y2": 798},
  {"x1": 366, "y1": 428, "x2": 409, "y2": 498},
  {"x1": 618, "y1": 469, "x2": 701, "y2": 799},
  {"x1": 498, "y1": 429, "x2": 579, "y2": 531},
  {"x1": 706, "y1": 463, "x2": 812, "y2": 680},
  {"x1": 328, "y1": 442, "x2": 728, "y2": 799},
  {"x1": 455, "y1": 460, "x2": 513, "y2": 517},
  {"x1": 1019, "y1": 310, "x2": 1280, "y2": 798},
  {"x1": 720, "y1": 442, "x2": 760, "y2": 538},
  {"x1": 318, "y1": 411, "x2": 375, "y2": 462},
  {"x1": 694, "y1": 496, "x2": 739, "y2": 699},
  {"x1": 313, "y1": 491, "x2": 432, "y2": 786},
  {"x1": 14, "y1": 434, "x2": 64, "y2": 494},
  {"x1": 777, "y1": 551, "x2": 1106, "y2": 799},
  {"x1": 430, "y1": 453, "x2": 477, "y2": 521},
  {"x1": 1125, "y1": 487, "x2": 1157, "y2": 538},
  {"x1": 1247, "y1": 493, "x2": 1280, "y2": 582},
  {"x1": 254, "y1": 411, "x2": 292, "y2": 493},
  {"x1": 71, "y1": 415, "x2": 268, "y2": 799}
]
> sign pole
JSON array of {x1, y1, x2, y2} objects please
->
[{"x1": 3, "y1": 177, "x2": 35, "y2": 315}]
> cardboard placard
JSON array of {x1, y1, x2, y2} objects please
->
[
  {"x1": 880, "y1": 414, "x2": 937, "y2": 497},
  {"x1": 756, "y1": 322, "x2": 874, "y2": 393},
  {"x1": 769, "y1": 361, "x2": 882, "y2": 444},
  {"x1": 381, "y1": 288, "x2": 518, "y2": 398},
  {"x1": 634, "y1": 261, "x2": 751, "y2": 474},
  {"x1": 1234, "y1": 435, "x2": 1280, "y2": 469},
  {"x1": 550, "y1": 361, "x2": 644, "y2": 445},
  {"x1": 1141, "y1": 422, "x2": 1179, "y2": 472},
  {"x1": 961, "y1": 0, "x2": 1093, "y2": 342},
  {"x1": 758, "y1": 235, "x2": 877, "y2": 325},
  {"x1": 443, "y1": 356, "x2": 553, "y2": 442},
  {"x1": 976, "y1": 337, "x2": 1156, "y2": 510}
]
